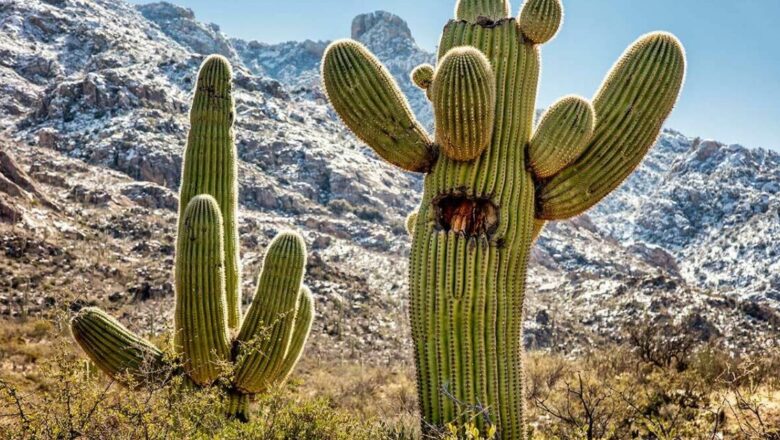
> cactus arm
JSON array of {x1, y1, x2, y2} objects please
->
[
  {"x1": 411, "y1": 64, "x2": 434, "y2": 93},
  {"x1": 432, "y1": 47, "x2": 496, "y2": 162},
  {"x1": 178, "y1": 55, "x2": 241, "y2": 330},
  {"x1": 322, "y1": 40, "x2": 436, "y2": 172},
  {"x1": 274, "y1": 286, "x2": 315, "y2": 383},
  {"x1": 233, "y1": 232, "x2": 307, "y2": 394},
  {"x1": 455, "y1": 0, "x2": 509, "y2": 23},
  {"x1": 518, "y1": 0, "x2": 563, "y2": 44},
  {"x1": 528, "y1": 95, "x2": 595, "y2": 179},
  {"x1": 174, "y1": 195, "x2": 231, "y2": 386},
  {"x1": 537, "y1": 32, "x2": 686, "y2": 220},
  {"x1": 70, "y1": 307, "x2": 166, "y2": 383}
]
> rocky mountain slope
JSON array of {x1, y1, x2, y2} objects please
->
[{"x1": 0, "y1": 0, "x2": 777, "y2": 363}]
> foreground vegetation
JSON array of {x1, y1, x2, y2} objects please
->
[{"x1": 0, "y1": 314, "x2": 778, "y2": 439}]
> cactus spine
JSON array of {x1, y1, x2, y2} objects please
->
[
  {"x1": 71, "y1": 55, "x2": 315, "y2": 421},
  {"x1": 322, "y1": 0, "x2": 685, "y2": 437}
]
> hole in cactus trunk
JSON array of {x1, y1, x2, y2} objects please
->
[{"x1": 434, "y1": 194, "x2": 499, "y2": 237}]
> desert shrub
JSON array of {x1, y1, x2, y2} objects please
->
[
  {"x1": 328, "y1": 199, "x2": 354, "y2": 215},
  {"x1": 355, "y1": 206, "x2": 384, "y2": 222},
  {"x1": 2, "y1": 317, "x2": 780, "y2": 439}
]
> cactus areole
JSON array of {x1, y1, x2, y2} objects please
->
[
  {"x1": 71, "y1": 55, "x2": 315, "y2": 422},
  {"x1": 322, "y1": 0, "x2": 686, "y2": 437}
]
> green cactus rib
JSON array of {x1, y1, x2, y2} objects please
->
[
  {"x1": 227, "y1": 390, "x2": 251, "y2": 422},
  {"x1": 322, "y1": 40, "x2": 436, "y2": 173},
  {"x1": 71, "y1": 307, "x2": 166, "y2": 382},
  {"x1": 529, "y1": 95, "x2": 595, "y2": 178},
  {"x1": 538, "y1": 32, "x2": 686, "y2": 220},
  {"x1": 518, "y1": 0, "x2": 563, "y2": 44},
  {"x1": 233, "y1": 232, "x2": 307, "y2": 394},
  {"x1": 323, "y1": 0, "x2": 685, "y2": 436},
  {"x1": 174, "y1": 195, "x2": 231, "y2": 386},
  {"x1": 432, "y1": 47, "x2": 496, "y2": 162},
  {"x1": 178, "y1": 55, "x2": 241, "y2": 330},
  {"x1": 275, "y1": 286, "x2": 315, "y2": 383},
  {"x1": 455, "y1": 0, "x2": 509, "y2": 23}
]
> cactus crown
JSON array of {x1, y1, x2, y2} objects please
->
[
  {"x1": 322, "y1": 1, "x2": 685, "y2": 438},
  {"x1": 71, "y1": 55, "x2": 315, "y2": 422}
]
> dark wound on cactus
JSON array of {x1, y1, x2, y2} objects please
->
[{"x1": 322, "y1": 1, "x2": 685, "y2": 437}]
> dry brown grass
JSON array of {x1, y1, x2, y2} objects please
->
[{"x1": 1, "y1": 315, "x2": 779, "y2": 439}]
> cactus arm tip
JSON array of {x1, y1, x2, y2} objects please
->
[
  {"x1": 537, "y1": 31, "x2": 686, "y2": 220},
  {"x1": 528, "y1": 94, "x2": 595, "y2": 179},
  {"x1": 321, "y1": 39, "x2": 436, "y2": 173},
  {"x1": 70, "y1": 307, "x2": 165, "y2": 384},
  {"x1": 411, "y1": 64, "x2": 435, "y2": 94},
  {"x1": 432, "y1": 46, "x2": 496, "y2": 162},
  {"x1": 518, "y1": 0, "x2": 563, "y2": 44}
]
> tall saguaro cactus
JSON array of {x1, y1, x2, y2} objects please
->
[
  {"x1": 71, "y1": 55, "x2": 315, "y2": 421},
  {"x1": 322, "y1": 0, "x2": 685, "y2": 437}
]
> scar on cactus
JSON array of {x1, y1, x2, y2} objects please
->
[
  {"x1": 322, "y1": 0, "x2": 685, "y2": 437},
  {"x1": 70, "y1": 55, "x2": 315, "y2": 422}
]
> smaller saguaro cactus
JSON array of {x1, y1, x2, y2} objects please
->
[{"x1": 71, "y1": 55, "x2": 315, "y2": 421}]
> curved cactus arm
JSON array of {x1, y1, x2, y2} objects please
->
[
  {"x1": 537, "y1": 32, "x2": 686, "y2": 220},
  {"x1": 322, "y1": 40, "x2": 436, "y2": 173},
  {"x1": 455, "y1": 0, "x2": 509, "y2": 22},
  {"x1": 518, "y1": 0, "x2": 563, "y2": 44},
  {"x1": 233, "y1": 232, "x2": 307, "y2": 394},
  {"x1": 179, "y1": 55, "x2": 241, "y2": 330},
  {"x1": 528, "y1": 95, "x2": 595, "y2": 179},
  {"x1": 432, "y1": 47, "x2": 496, "y2": 162},
  {"x1": 174, "y1": 195, "x2": 231, "y2": 386},
  {"x1": 71, "y1": 307, "x2": 167, "y2": 383},
  {"x1": 274, "y1": 286, "x2": 315, "y2": 383}
]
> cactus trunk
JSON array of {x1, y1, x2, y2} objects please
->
[{"x1": 409, "y1": 19, "x2": 537, "y2": 438}]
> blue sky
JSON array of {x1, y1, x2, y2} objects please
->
[{"x1": 130, "y1": 0, "x2": 780, "y2": 152}]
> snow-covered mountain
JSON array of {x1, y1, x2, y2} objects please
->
[{"x1": 0, "y1": 0, "x2": 777, "y2": 360}]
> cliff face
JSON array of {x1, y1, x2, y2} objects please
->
[{"x1": 0, "y1": 0, "x2": 777, "y2": 360}]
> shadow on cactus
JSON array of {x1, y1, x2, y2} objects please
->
[
  {"x1": 70, "y1": 55, "x2": 315, "y2": 422},
  {"x1": 321, "y1": 0, "x2": 686, "y2": 437}
]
